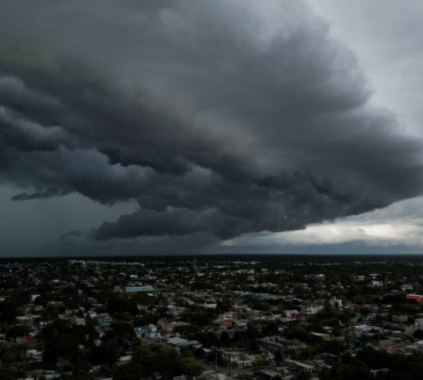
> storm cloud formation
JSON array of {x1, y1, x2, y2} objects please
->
[{"x1": 0, "y1": 0, "x2": 422, "y2": 245}]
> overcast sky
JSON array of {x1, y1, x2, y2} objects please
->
[{"x1": 0, "y1": 0, "x2": 423, "y2": 257}]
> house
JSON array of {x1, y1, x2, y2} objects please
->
[
  {"x1": 136, "y1": 325, "x2": 161, "y2": 339},
  {"x1": 202, "y1": 302, "x2": 218, "y2": 309},
  {"x1": 26, "y1": 349, "x2": 43, "y2": 361},
  {"x1": 30, "y1": 294, "x2": 40, "y2": 302},
  {"x1": 235, "y1": 320, "x2": 248, "y2": 331},
  {"x1": 41, "y1": 370, "x2": 61, "y2": 379},
  {"x1": 202, "y1": 374, "x2": 229, "y2": 380},
  {"x1": 407, "y1": 294, "x2": 423, "y2": 303},
  {"x1": 310, "y1": 332, "x2": 332, "y2": 341},
  {"x1": 74, "y1": 317, "x2": 86, "y2": 326},
  {"x1": 97, "y1": 313, "x2": 113, "y2": 329},
  {"x1": 285, "y1": 310, "x2": 301, "y2": 320},
  {"x1": 302, "y1": 305, "x2": 324, "y2": 315},
  {"x1": 117, "y1": 355, "x2": 132, "y2": 365},
  {"x1": 16, "y1": 335, "x2": 37, "y2": 349},
  {"x1": 392, "y1": 315, "x2": 408, "y2": 323},
  {"x1": 257, "y1": 369, "x2": 283, "y2": 380},
  {"x1": 214, "y1": 313, "x2": 238, "y2": 329},
  {"x1": 16, "y1": 315, "x2": 34, "y2": 324},
  {"x1": 160, "y1": 321, "x2": 189, "y2": 335},
  {"x1": 88, "y1": 311, "x2": 98, "y2": 320},
  {"x1": 221, "y1": 351, "x2": 254, "y2": 368},
  {"x1": 329, "y1": 297, "x2": 343, "y2": 309},
  {"x1": 284, "y1": 359, "x2": 314, "y2": 373},
  {"x1": 166, "y1": 337, "x2": 202, "y2": 350},
  {"x1": 125, "y1": 286, "x2": 155, "y2": 293}
]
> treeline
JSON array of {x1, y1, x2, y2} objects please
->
[
  {"x1": 114, "y1": 344, "x2": 203, "y2": 380},
  {"x1": 320, "y1": 348, "x2": 423, "y2": 380}
]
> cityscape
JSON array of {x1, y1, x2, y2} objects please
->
[{"x1": 1, "y1": 256, "x2": 423, "y2": 379}]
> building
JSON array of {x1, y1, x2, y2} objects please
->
[
  {"x1": 284, "y1": 359, "x2": 314, "y2": 373},
  {"x1": 310, "y1": 332, "x2": 332, "y2": 341},
  {"x1": 221, "y1": 351, "x2": 254, "y2": 368},
  {"x1": 125, "y1": 286, "x2": 155, "y2": 293},
  {"x1": 16, "y1": 336, "x2": 37, "y2": 349},
  {"x1": 136, "y1": 325, "x2": 161, "y2": 339},
  {"x1": 26, "y1": 349, "x2": 43, "y2": 361},
  {"x1": 30, "y1": 294, "x2": 40, "y2": 302},
  {"x1": 74, "y1": 317, "x2": 86, "y2": 326},
  {"x1": 329, "y1": 297, "x2": 343, "y2": 309},
  {"x1": 392, "y1": 315, "x2": 408, "y2": 323},
  {"x1": 257, "y1": 369, "x2": 283, "y2": 380},
  {"x1": 166, "y1": 337, "x2": 202, "y2": 350},
  {"x1": 407, "y1": 294, "x2": 423, "y2": 303},
  {"x1": 97, "y1": 313, "x2": 113, "y2": 329}
]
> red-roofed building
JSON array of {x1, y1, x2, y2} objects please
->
[
  {"x1": 407, "y1": 294, "x2": 423, "y2": 303},
  {"x1": 16, "y1": 336, "x2": 37, "y2": 349}
]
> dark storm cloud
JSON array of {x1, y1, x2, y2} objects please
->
[
  {"x1": 11, "y1": 187, "x2": 70, "y2": 201},
  {"x1": 0, "y1": 0, "x2": 422, "y2": 243},
  {"x1": 0, "y1": 104, "x2": 71, "y2": 151},
  {"x1": 0, "y1": 148, "x2": 155, "y2": 204},
  {"x1": 94, "y1": 208, "x2": 244, "y2": 240}
]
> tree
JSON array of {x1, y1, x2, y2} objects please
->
[
  {"x1": 0, "y1": 297, "x2": 26, "y2": 324},
  {"x1": 132, "y1": 343, "x2": 180, "y2": 378},
  {"x1": 253, "y1": 354, "x2": 269, "y2": 367},
  {"x1": 44, "y1": 334, "x2": 79, "y2": 362},
  {"x1": 262, "y1": 322, "x2": 279, "y2": 336},
  {"x1": 275, "y1": 350, "x2": 283, "y2": 364},
  {"x1": 413, "y1": 330, "x2": 423, "y2": 340},
  {"x1": 91, "y1": 341, "x2": 122, "y2": 365},
  {"x1": 217, "y1": 298, "x2": 232, "y2": 313},
  {"x1": 118, "y1": 311, "x2": 134, "y2": 322},
  {"x1": 6, "y1": 324, "x2": 32, "y2": 339},
  {"x1": 113, "y1": 362, "x2": 142, "y2": 380},
  {"x1": 194, "y1": 332, "x2": 220, "y2": 348},
  {"x1": 31, "y1": 370, "x2": 44, "y2": 380},
  {"x1": 0, "y1": 321, "x2": 9, "y2": 333},
  {"x1": 220, "y1": 331, "x2": 230, "y2": 347},
  {"x1": 296, "y1": 370, "x2": 311, "y2": 380},
  {"x1": 286, "y1": 325, "x2": 308, "y2": 341},
  {"x1": 74, "y1": 372, "x2": 94, "y2": 380},
  {"x1": 107, "y1": 296, "x2": 138, "y2": 316},
  {"x1": 321, "y1": 355, "x2": 371, "y2": 380},
  {"x1": 0, "y1": 345, "x2": 24, "y2": 364},
  {"x1": 0, "y1": 368, "x2": 24, "y2": 380},
  {"x1": 104, "y1": 322, "x2": 137, "y2": 346},
  {"x1": 180, "y1": 357, "x2": 203, "y2": 377}
]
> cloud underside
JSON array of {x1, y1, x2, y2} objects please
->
[
  {"x1": 221, "y1": 196, "x2": 423, "y2": 254},
  {"x1": 0, "y1": 0, "x2": 422, "y2": 246}
]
